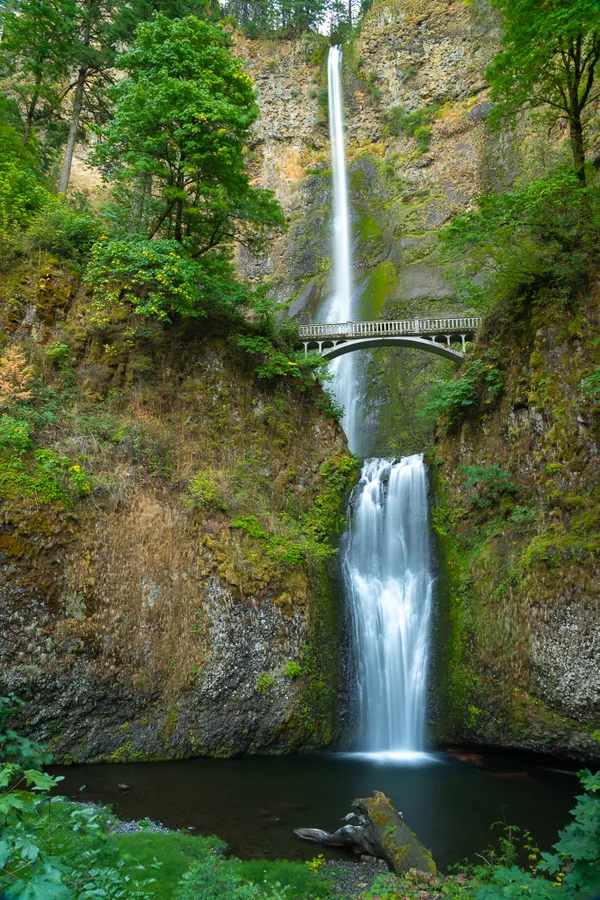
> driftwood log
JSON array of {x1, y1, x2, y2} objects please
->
[{"x1": 294, "y1": 791, "x2": 437, "y2": 876}]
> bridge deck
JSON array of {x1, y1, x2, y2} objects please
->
[{"x1": 298, "y1": 317, "x2": 481, "y2": 341}]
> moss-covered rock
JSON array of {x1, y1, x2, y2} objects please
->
[
  {"x1": 429, "y1": 284, "x2": 600, "y2": 760},
  {"x1": 0, "y1": 260, "x2": 359, "y2": 762}
]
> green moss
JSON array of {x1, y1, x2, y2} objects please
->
[{"x1": 358, "y1": 261, "x2": 398, "y2": 320}]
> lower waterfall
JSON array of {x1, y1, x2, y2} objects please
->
[{"x1": 342, "y1": 455, "x2": 434, "y2": 758}]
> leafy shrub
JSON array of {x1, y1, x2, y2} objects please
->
[
  {"x1": 0, "y1": 105, "x2": 47, "y2": 247},
  {"x1": 0, "y1": 415, "x2": 32, "y2": 454},
  {"x1": 25, "y1": 197, "x2": 101, "y2": 260},
  {"x1": 0, "y1": 448, "x2": 91, "y2": 503},
  {"x1": 0, "y1": 695, "x2": 49, "y2": 768},
  {"x1": 175, "y1": 854, "x2": 289, "y2": 900},
  {"x1": 188, "y1": 471, "x2": 223, "y2": 512},
  {"x1": 387, "y1": 103, "x2": 438, "y2": 150},
  {"x1": 86, "y1": 238, "x2": 254, "y2": 326},
  {"x1": 45, "y1": 342, "x2": 72, "y2": 368},
  {"x1": 421, "y1": 358, "x2": 503, "y2": 426},
  {"x1": 284, "y1": 661, "x2": 302, "y2": 679},
  {"x1": 440, "y1": 171, "x2": 595, "y2": 307},
  {"x1": 238, "y1": 334, "x2": 303, "y2": 380},
  {"x1": 462, "y1": 465, "x2": 518, "y2": 508}
]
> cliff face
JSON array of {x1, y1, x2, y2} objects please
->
[
  {"x1": 237, "y1": 0, "x2": 504, "y2": 455},
  {"x1": 0, "y1": 260, "x2": 356, "y2": 762},
  {"x1": 429, "y1": 286, "x2": 600, "y2": 760}
]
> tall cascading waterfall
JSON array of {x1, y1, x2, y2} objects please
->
[
  {"x1": 321, "y1": 48, "x2": 435, "y2": 757},
  {"x1": 320, "y1": 46, "x2": 359, "y2": 450}
]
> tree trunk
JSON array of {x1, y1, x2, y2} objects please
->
[
  {"x1": 129, "y1": 173, "x2": 151, "y2": 233},
  {"x1": 23, "y1": 68, "x2": 45, "y2": 145},
  {"x1": 174, "y1": 197, "x2": 183, "y2": 243},
  {"x1": 570, "y1": 112, "x2": 586, "y2": 186},
  {"x1": 57, "y1": 65, "x2": 87, "y2": 193},
  {"x1": 295, "y1": 792, "x2": 437, "y2": 876}
]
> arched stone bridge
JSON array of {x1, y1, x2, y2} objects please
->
[{"x1": 298, "y1": 317, "x2": 482, "y2": 362}]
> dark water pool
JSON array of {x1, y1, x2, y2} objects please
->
[{"x1": 51, "y1": 750, "x2": 582, "y2": 869}]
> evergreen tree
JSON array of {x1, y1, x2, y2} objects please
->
[
  {"x1": 92, "y1": 14, "x2": 284, "y2": 252},
  {"x1": 487, "y1": 0, "x2": 600, "y2": 185}
]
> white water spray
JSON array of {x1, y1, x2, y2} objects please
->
[
  {"x1": 321, "y1": 46, "x2": 359, "y2": 450},
  {"x1": 321, "y1": 48, "x2": 434, "y2": 757},
  {"x1": 343, "y1": 456, "x2": 434, "y2": 755}
]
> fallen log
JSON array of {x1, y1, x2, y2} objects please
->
[{"x1": 294, "y1": 791, "x2": 437, "y2": 876}]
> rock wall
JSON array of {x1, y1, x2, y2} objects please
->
[
  {"x1": 429, "y1": 285, "x2": 600, "y2": 760},
  {"x1": 237, "y1": 0, "x2": 507, "y2": 455},
  {"x1": 0, "y1": 260, "x2": 357, "y2": 761}
]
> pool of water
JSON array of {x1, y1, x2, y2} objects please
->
[{"x1": 51, "y1": 749, "x2": 581, "y2": 868}]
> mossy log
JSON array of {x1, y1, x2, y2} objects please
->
[{"x1": 294, "y1": 791, "x2": 437, "y2": 875}]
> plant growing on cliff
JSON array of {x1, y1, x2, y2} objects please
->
[
  {"x1": 0, "y1": 346, "x2": 34, "y2": 411},
  {"x1": 440, "y1": 172, "x2": 594, "y2": 307},
  {"x1": 421, "y1": 358, "x2": 503, "y2": 428},
  {"x1": 487, "y1": 0, "x2": 600, "y2": 185},
  {"x1": 461, "y1": 465, "x2": 518, "y2": 509}
]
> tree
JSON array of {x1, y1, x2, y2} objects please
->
[
  {"x1": 92, "y1": 14, "x2": 284, "y2": 253},
  {"x1": 0, "y1": 0, "x2": 78, "y2": 144},
  {"x1": 487, "y1": 0, "x2": 600, "y2": 185},
  {"x1": 57, "y1": 0, "x2": 126, "y2": 193}
]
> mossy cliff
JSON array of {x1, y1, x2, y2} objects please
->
[
  {"x1": 0, "y1": 258, "x2": 358, "y2": 762},
  {"x1": 428, "y1": 284, "x2": 600, "y2": 760}
]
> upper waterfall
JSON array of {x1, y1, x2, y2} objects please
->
[{"x1": 320, "y1": 46, "x2": 359, "y2": 451}]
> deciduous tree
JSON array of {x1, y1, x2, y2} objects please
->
[
  {"x1": 92, "y1": 14, "x2": 284, "y2": 254},
  {"x1": 487, "y1": 0, "x2": 600, "y2": 185}
]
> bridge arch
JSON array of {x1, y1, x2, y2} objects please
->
[
  {"x1": 320, "y1": 335, "x2": 465, "y2": 362},
  {"x1": 298, "y1": 317, "x2": 481, "y2": 362}
]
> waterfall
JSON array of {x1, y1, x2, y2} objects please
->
[
  {"x1": 342, "y1": 456, "x2": 434, "y2": 757},
  {"x1": 320, "y1": 48, "x2": 434, "y2": 758},
  {"x1": 320, "y1": 46, "x2": 359, "y2": 451}
]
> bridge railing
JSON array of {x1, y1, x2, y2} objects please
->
[{"x1": 298, "y1": 317, "x2": 482, "y2": 340}]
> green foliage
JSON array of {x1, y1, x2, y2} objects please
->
[
  {"x1": 92, "y1": 14, "x2": 284, "y2": 253},
  {"x1": 25, "y1": 197, "x2": 101, "y2": 261},
  {"x1": 188, "y1": 471, "x2": 223, "y2": 512},
  {"x1": 45, "y1": 342, "x2": 72, "y2": 368},
  {"x1": 86, "y1": 238, "x2": 256, "y2": 325},
  {"x1": 581, "y1": 367, "x2": 600, "y2": 397},
  {"x1": 235, "y1": 858, "x2": 331, "y2": 899},
  {"x1": 226, "y1": 0, "x2": 329, "y2": 36},
  {"x1": 461, "y1": 465, "x2": 518, "y2": 509},
  {"x1": 284, "y1": 661, "x2": 303, "y2": 678},
  {"x1": 486, "y1": 0, "x2": 600, "y2": 182},
  {"x1": 422, "y1": 358, "x2": 503, "y2": 427},
  {"x1": 441, "y1": 172, "x2": 594, "y2": 307},
  {"x1": 387, "y1": 103, "x2": 438, "y2": 151},
  {"x1": 254, "y1": 673, "x2": 275, "y2": 694},
  {"x1": 0, "y1": 696, "x2": 49, "y2": 769},
  {"x1": 175, "y1": 854, "x2": 285, "y2": 900},
  {"x1": 0, "y1": 447, "x2": 91, "y2": 502},
  {"x1": 0, "y1": 0, "x2": 77, "y2": 148},
  {"x1": 0, "y1": 415, "x2": 32, "y2": 455},
  {"x1": 238, "y1": 334, "x2": 325, "y2": 385},
  {"x1": 0, "y1": 103, "x2": 47, "y2": 248}
]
